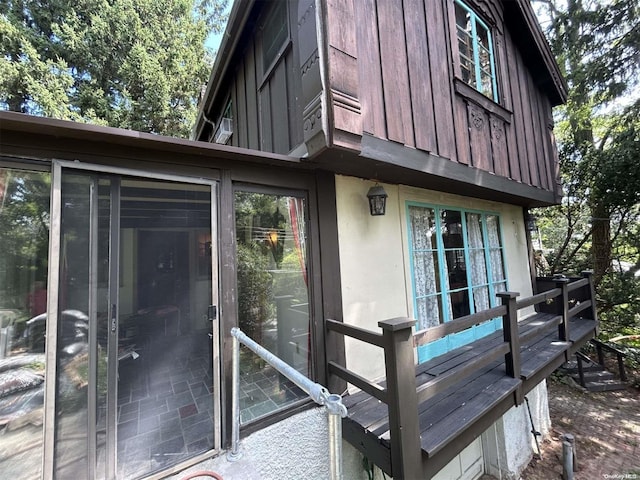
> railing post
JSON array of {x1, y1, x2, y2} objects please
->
[
  {"x1": 581, "y1": 271, "x2": 599, "y2": 334},
  {"x1": 555, "y1": 277, "x2": 570, "y2": 342},
  {"x1": 497, "y1": 292, "x2": 521, "y2": 377},
  {"x1": 498, "y1": 292, "x2": 522, "y2": 405},
  {"x1": 378, "y1": 317, "x2": 422, "y2": 480},
  {"x1": 576, "y1": 353, "x2": 586, "y2": 387}
]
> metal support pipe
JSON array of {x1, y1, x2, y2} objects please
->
[
  {"x1": 228, "y1": 327, "x2": 347, "y2": 479},
  {"x1": 227, "y1": 334, "x2": 241, "y2": 461},
  {"x1": 563, "y1": 433, "x2": 577, "y2": 471},
  {"x1": 231, "y1": 327, "x2": 328, "y2": 404},
  {"x1": 562, "y1": 440, "x2": 574, "y2": 480},
  {"x1": 326, "y1": 394, "x2": 345, "y2": 480}
]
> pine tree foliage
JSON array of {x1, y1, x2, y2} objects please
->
[
  {"x1": 0, "y1": 0, "x2": 228, "y2": 138},
  {"x1": 533, "y1": 0, "x2": 640, "y2": 337}
]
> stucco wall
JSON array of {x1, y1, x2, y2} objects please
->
[
  {"x1": 174, "y1": 382, "x2": 550, "y2": 480},
  {"x1": 334, "y1": 175, "x2": 534, "y2": 381},
  {"x1": 173, "y1": 406, "x2": 370, "y2": 480},
  {"x1": 484, "y1": 381, "x2": 551, "y2": 479}
]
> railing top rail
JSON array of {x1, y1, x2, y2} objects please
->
[
  {"x1": 413, "y1": 305, "x2": 506, "y2": 347},
  {"x1": 326, "y1": 318, "x2": 385, "y2": 348},
  {"x1": 515, "y1": 287, "x2": 561, "y2": 309},
  {"x1": 567, "y1": 277, "x2": 590, "y2": 292}
]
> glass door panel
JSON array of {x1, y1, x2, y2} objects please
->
[
  {"x1": 52, "y1": 166, "x2": 218, "y2": 479},
  {"x1": 116, "y1": 177, "x2": 216, "y2": 479},
  {"x1": 0, "y1": 168, "x2": 51, "y2": 479}
]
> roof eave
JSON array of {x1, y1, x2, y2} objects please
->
[{"x1": 192, "y1": 0, "x2": 257, "y2": 141}]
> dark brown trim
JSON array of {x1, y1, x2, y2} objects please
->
[
  {"x1": 315, "y1": 171, "x2": 346, "y2": 394},
  {"x1": 454, "y1": 78, "x2": 513, "y2": 124},
  {"x1": 219, "y1": 169, "x2": 236, "y2": 449},
  {"x1": 0, "y1": 111, "x2": 299, "y2": 167},
  {"x1": 359, "y1": 134, "x2": 558, "y2": 207}
]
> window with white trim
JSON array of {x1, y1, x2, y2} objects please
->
[
  {"x1": 407, "y1": 203, "x2": 507, "y2": 361},
  {"x1": 454, "y1": 0, "x2": 498, "y2": 101}
]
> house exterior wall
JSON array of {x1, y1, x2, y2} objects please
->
[
  {"x1": 326, "y1": 0, "x2": 562, "y2": 198},
  {"x1": 200, "y1": 0, "x2": 564, "y2": 203},
  {"x1": 202, "y1": 0, "x2": 304, "y2": 154},
  {"x1": 174, "y1": 389, "x2": 550, "y2": 480},
  {"x1": 335, "y1": 174, "x2": 534, "y2": 382}
]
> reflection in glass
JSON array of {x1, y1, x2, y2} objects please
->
[
  {"x1": 54, "y1": 174, "x2": 98, "y2": 478},
  {"x1": 235, "y1": 192, "x2": 310, "y2": 423},
  {"x1": 0, "y1": 168, "x2": 50, "y2": 479}
]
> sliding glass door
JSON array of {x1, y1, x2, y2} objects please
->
[{"x1": 48, "y1": 162, "x2": 219, "y2": 479}]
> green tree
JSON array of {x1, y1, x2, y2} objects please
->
[
  {"x1": 0, "y1": 0, "x2": 228, "y2": 138},
  {"x1": 533, "y1": 0, "x2": 640, "y2": 337}
]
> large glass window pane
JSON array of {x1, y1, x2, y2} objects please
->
[
  {"x1": 0, "y1": 168, "x2": 50, "y2": 479},
  {"x1": 449, "y1": 290, "x2": 470, "y2": 319},
  {"x1": 413, "y1": 252, "x2": 441, "y2": 296},
  {"x1": 416, "y1": 296, "x2": 442, "y2": 330},
  {"x1": 235, "y1": 192, "x2": 310, "y2": 423}
]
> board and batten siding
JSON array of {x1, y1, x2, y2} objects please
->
[
  {"x1": 331, "y1": 0, "x2": 561, "y2": 196},
  {"x1": 223, "y1": 1, "x2": 303, "y2": 155}
]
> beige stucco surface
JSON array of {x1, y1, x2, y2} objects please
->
[{"x1": 335, "y1": 174, "x2": 535, "y2": 382}]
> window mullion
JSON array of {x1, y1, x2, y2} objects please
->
[
  {"x1": 487, "y1": 31, "x2": 498, "y2": 101},
  {"x1": 460, "y1": 210, "x2": 475, "y2": 315},
  {"x1": 481, "y1": 214, "x2": 496, "y2": 307},
  {"x1": 470, "y1": 14, "x2": 482, "y2": 93},
  {"x1": 434, "y1": 208, "x2": 450, "y2": 323}
]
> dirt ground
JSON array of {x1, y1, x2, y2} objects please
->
[{"x1": 519, "y1": 374, "x2": 640, "y2": 479}]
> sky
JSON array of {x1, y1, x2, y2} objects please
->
[{"x1": 205, "y1": 1, "x2": 235, "y2": 54}]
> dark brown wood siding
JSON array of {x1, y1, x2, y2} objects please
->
[
  {"x1": 210, "y1": 1, "x2": 303, "y2": 155},
  {"x1": 335, "y1": 0, "x2": 560, "y2": 194}
]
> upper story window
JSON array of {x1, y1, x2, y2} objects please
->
[
  {"x1": 454, "y1": 0, "x2": 498, "y2": 102},
  {"x1": 262, "y1": 1, "x2": 289, "y2": 72},
  {"x1": 407, "y1": 203, "x2": 507, "y2": 361}
]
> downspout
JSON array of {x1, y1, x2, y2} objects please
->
[{"x1": 314, "y1": 0, "x2": 334, "y2": 148}]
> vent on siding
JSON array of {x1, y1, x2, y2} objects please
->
[{"x1": 213, "y1": 118, "x2": 233, "y2": 144}]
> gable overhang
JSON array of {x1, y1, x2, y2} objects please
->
[
  {"x1": 193, "y1": 0, "x2": 259, "y2": 141},
  {"x1": 503, "y1": 0, "x2": 568, "y2": 106}
]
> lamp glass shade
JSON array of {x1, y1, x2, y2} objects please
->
[
  {"x1": 367, "y1": 185, "x2": 388, "y2": 216},
  {"x1": 525, "y1": 213, "x2": 537, "y2": 232}
]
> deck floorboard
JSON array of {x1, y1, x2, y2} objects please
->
[{"x1": 341, "y1": 314, "x2": 597, "y2": 476}]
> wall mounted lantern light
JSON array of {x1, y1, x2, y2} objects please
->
[
  {"x1": 366, "y1": 184, "x2": 388, "y2": 216},
  {"x1": 525, "y1": 212, "x2": 538, "y2": 232}
]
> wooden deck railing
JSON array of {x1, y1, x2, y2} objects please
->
[{"x1": 326, "y1": 271, "x2": 597, "y2": 479}]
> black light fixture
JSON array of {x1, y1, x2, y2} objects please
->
[
  {"x1": 366, "y1": 184, "x2": 388, "y2": 216},
  {"x1": 525, "y1": 212, "x2": 538, "y2": 232}
]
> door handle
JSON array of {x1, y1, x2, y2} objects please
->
[
  {"x1": 111, "y1": 304, "x2": 117, "y2": 333},
  {"x1": 208, "y1": 305, "x2": 217, "y2": 322}
]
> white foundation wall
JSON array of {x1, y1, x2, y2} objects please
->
[
  {"x1": 334, "y1": 175, "x2": 534, "y2": 381},
  {"x1": 483, "y1": 381, "x2": 551, "y2": 479},
  {"x1": 172, "y1": 406, "x2": 371, "y2": 480}
]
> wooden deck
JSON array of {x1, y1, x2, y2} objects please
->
[
  {"x1": 340, "y1": 314, "x2": 596, "y2": 477},
  {"x1": 327, "y1": 274, "x2": 599, "y2": 479}
]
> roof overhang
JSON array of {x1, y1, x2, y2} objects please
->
[
  {"x1": 1, "y1": 111, "x2": 300, "y2": 169},
  {"x1": 307, "y1": 134, "x2": 561, "y2": 208},
  {"x1": 504, "y1": 0, "x2": 568, "y2": 106},
  {"x1": 192, "y1": 0, "x2": 258, "y2": 141}
]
